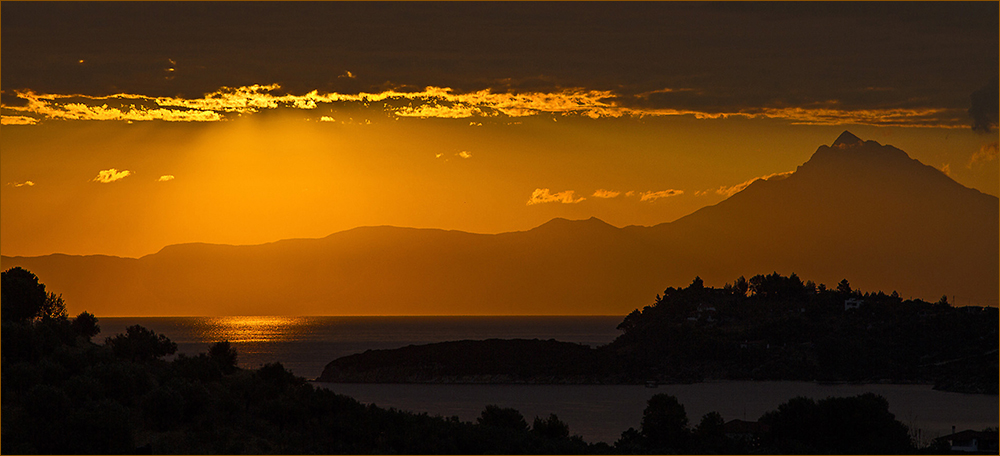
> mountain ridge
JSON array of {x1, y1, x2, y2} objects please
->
[{"x1": 3, "y1": 132, "x2": 997, "y2": 315}]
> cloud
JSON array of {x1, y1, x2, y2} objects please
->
[
  {"x1": 526, "y1": 188, "x2": 585, "y2": 205},
  {"x1": 93, "y1": 168, "x2": 132, "y2": 183},
  {"x1": 753, "y1": 106, "x2": 953, "y2": 128},
  {"x1": 339, "y1": 70, "x2": 356, "y2": 79},
  {"x1": 395, "y1": 103, "x2": 479, "y2": 119},
  {"x1": 4, "y1": 2, "x2": 994, "y2": 132},
  {"x1": 1, "y1": 115, "x2": 39, "y2": 125},
  {"x1": 969, "y1": 78, "x2": 998, "y2": 133},
  {"x1": 639, "y1": 189, "x2": 683, "y2": 201},
  {"x1": 967, "y1": 142, "x2": 999, "y2": 168},
  {"x1": 0, "y1": 83, "x2": 971, "y2": 128},
  {"x1": 157, "y1": 175, "x2": 175, "y2": 182},
  {"x1": 8, "y1": 180, "x2": 35, "y2": 187},
  {"x1": 712, "y1": 170, "x2": 794, "y2": 197},
  {"x1": 592, "y1": 189, "x2": 621, "y2": 199}
]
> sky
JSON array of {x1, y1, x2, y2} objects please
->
[{"x1": 2, "y1": 2, "x2": 998, "y2": 259}]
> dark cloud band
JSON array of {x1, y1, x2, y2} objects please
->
[{"x1": 2, "y1": 2, "x2": 995, "y2": 118}]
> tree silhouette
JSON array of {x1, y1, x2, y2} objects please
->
[
  {"x1": 614, "y1": 427, "x2": 646, "y2": 453},
  {"x1": 760, "y1": 393, "x2": 914, "y2": 454},
  {"x1": 734, "y1": 275, "x2": 749, "y2": 296},
  {"x1": 640, "y1": 393, "x2": 689, "y2": 451},
  {"x1": 693, "y1": 411, "x2": 728, "y2": 453},
  {"x1": 837, "y1": 278, "x2": 852, "y2": 295},
  {"x1": 72, "y1": 311, "x2": 101, "y2": 340},
  {"x1": 532, "y1": 413, "x2": 570, "y2": 439},
  {"x1": 1, "y1": 267, "x2": 49, "y2": 323},
  {"x1": 478, "y1": 405, "x2": 528, "y2": 431},
  {"x1": 39, "y1": 292, "x2": 67, "y2": 321},
  {"x1": 105, "y1": 325, "x2": 178, "y2": 362},
  {"x1": 208, "y1": 341, "x2": 239, "y2": 374}
]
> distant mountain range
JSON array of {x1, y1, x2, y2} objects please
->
[{"x1": 3, "y1": 132, "x2": 997, "y2": 315}]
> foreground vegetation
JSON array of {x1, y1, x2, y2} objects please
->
[
  {"x1": 1, "y1": 267, "x2": 988, "y2": 453},
  {"x1": 610, "y1": 273, "x2": 997, "y2": 392},
  {"x1": 324, "y1": 273, "x2": 998, "y2": 394}
]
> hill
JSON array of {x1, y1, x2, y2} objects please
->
[
  {"x1": 317, "y1": 273, "x2": 1000, "y2": 394},
  {"x1": 2, "y1": 132, "x2": 996, "y2": 315}
]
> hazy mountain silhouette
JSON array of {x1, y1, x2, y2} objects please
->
[
  {"x1": 647, "y1": 131, "x2": 998, "y2": 308},
  {"x1": 3, "y1": 132, "x2": 997, "y2": 315}
]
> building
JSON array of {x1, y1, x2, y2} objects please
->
[
  {"x1": 722, "y1": 419, "x2": 770, "y2": 442},
  {"x1": 936, "y1": 429, "x2": 999, "y2": 453}
]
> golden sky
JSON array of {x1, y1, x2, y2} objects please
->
[{"x1": 2, "y1": 2, "x2": 998, "y2": 258}]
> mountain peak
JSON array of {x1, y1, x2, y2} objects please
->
[
  {"x1": 832, "y1": 130, "x2": 863, "y2": 147},
  {"x1": 530, "y1": 216, "x2": 618, "y2": 233}
]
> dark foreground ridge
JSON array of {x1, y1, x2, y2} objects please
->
[
  {"x1": 318, "y1": 273, "x2": 999, "y2": 395},
  {"x1": 4, "y1": 267, "x2": 996, "y2": 454}
]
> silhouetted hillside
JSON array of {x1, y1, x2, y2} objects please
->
[
  {"x1": 655, "y1": 132, "x2": 998, "y2": 308},
  {"x1": 2, "y1": 132, "x2": 996, "y2": 315},
  {"x1": 318, "y1": 273, "x2": 999, "y2": 394},
  {"x1": 0, "y1": 268, "x2": 974, "y2": 453},
  {"x1": 320, "y1": 339, "x2": 613, "y2": 383}
]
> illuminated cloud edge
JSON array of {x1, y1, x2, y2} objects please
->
[{"x1": 0, "y1": 84, "x2": 963, "y2": 128}]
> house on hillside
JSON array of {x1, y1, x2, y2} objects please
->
[
  {"x1": 844, "y1": 298, "x2": 863, "y2": 311},
  {"x1": 936, "y1": 429, "x2": 999, "y2": 453},
  {"x1": 723, "y1": 419, "x2": 769, "y2": 442}
]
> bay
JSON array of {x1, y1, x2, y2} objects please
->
[
  {"x1": 98, "y1": 316, "x2": 998, "y2": 445},
  {"x1": 98, "y1": 316, "x2": 623, "y2": 379},
  {"x1": 317, "y1": 381, "x2": 998, "y2": 444}
]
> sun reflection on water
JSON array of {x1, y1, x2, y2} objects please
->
[{"x1": 197, "y1": 316, "x2": 309, "y2": 344}]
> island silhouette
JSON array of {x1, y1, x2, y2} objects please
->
[
  {"x1": 316, "y1": 272, "x2": 998, "y2": 395},
  {"x1": 3, "y1": 266, "x2": 994, "y2": 454}
]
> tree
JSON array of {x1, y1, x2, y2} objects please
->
[
  {"x1": 1, "y1": 267, "x2": 48, "y2": 323},
  {"x1": 760, "y1": 393, "x2": 913, "y2": 454},
  {"x1": 733, "y1": 275, "x2": 749, "y2": 297},
  {"x1": 748, "y1": 274, "x2": 766, "y2": 297},
  {"x1": 640, "y1": 394, "x2": 689, "y2": 450},
  {"x1": 105, "y1": 325, "x2": 177, "y2": 362},
  {"x1": 532, "y1": 414, "x2": 570, "y2": 439},
  {"x1": 614, "y1": 427, "x2": 646, "y2": 453},
  {"x1": 39, "y1": 292, "x2": 67, "y2": 321},
  {"x1": 208, "y1": 341, "x2": 239, "y2": 374},
  {"x1": 693, "y1": 411, "x2": 727, "y2": 453},
  {"x1": 837, "y1": 279, "x2": 852, "y2": 295},
  {"x1": 477, "y1": 405, "x2": 528, "y2": 431},
  {"x1": 616, "y1": 309, "x2": 642, "y2": 333},
  {"x1": 72, "y1": 311, "x2": 101, "y2": 340},
  {"x1": 257, "y1": 362, "x2": 302, "y2": 391}
]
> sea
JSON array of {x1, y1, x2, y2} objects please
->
[{"x1": 99, "y1": 316, "x2": 998, "y2": 444}]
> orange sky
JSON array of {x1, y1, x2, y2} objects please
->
[
  {"x1": 2, "y1": 2, "x2": 997, "y2": 259},
  {"x1": 2, "y1": 112, "x2": 996, "y2": 258}
]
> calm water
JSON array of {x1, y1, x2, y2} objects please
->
[
  {"x1": 318, "y1": 381, "x2": 997, "y2": 444},
  {"x1": 98, "y1": 316, "x2": 623, "y2": 379},
  {"x1": 99, "y1": 316, "x2": 998, "y2": 444}
]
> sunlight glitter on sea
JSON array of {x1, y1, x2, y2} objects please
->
[{"x1": 197, "y1": 316, "x2": 310, "y2": 343}]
